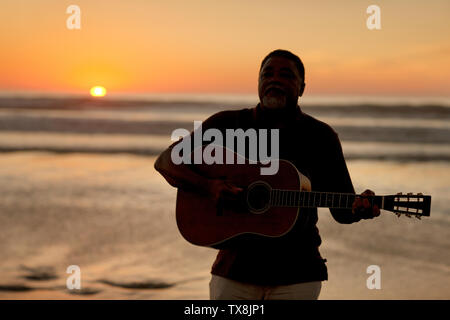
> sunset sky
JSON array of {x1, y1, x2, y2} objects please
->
[{"x1": 1, "y1": 0, "x2": 449, "y2": 96}]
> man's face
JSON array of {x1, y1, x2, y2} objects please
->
[{"x1": 258, "y1": 56, "x2": 304, "y2": 110}]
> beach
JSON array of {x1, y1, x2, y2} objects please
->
[{"x1": 0, "y1": 96, "x2": 449, "y2": 299}]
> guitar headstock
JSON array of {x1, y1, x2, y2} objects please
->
[{"x1": 383, "y1": 193, "x2": 431, "y2": 219}]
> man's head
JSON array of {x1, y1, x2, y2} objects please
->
[{"x1": 258, "y1": 49, "x2": 305, "y2": 111}]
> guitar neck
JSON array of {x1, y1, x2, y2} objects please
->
[{"x1": 270, "y1": 189, "x2": 383, "y2": 210}]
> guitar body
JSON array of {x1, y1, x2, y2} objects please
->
[{"x1": 176, "y1": 157, "x2": 312, "y2": 248}]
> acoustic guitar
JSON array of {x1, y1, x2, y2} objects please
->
[{"x1": 176, "y1": 147, "x2": 431, "y2": 248}]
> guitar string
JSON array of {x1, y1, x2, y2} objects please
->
[
  {"x1": 270, "y1": 190, "x2": 365, "y2": 209},
  {"x1": 269, "y1": 190, "x2": 426, "y2": 214}
]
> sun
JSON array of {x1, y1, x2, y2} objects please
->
[{"x1": 90, "y1": 86, "x2": 107, "y2": 97}]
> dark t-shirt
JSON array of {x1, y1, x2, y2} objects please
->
[{"x1": 182, "y1": 104, "x2": 360, "y2": 286}]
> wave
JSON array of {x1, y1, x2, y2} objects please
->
[
  {"x1": 0, "y1": 115, "x2": 448, "y2": 144},
  {"x1": 1, "y1": 96, "x2": 448, "y2": 161},
  {"x1": 0, "y1": 146, "x2": 449, "y2": 162},
  {"x1": 1, "y1": 96, "x2": 450, "y2": 118}
]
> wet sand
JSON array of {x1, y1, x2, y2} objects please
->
[{"x1": 0, "y1": 153, "x2": 448, "y2": 299}]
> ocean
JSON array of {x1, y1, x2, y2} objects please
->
[{"x1": 0, "y1": 93, "x2": 448, "y2": 299}]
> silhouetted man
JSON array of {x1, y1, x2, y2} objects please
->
[{"x1": 155, "y1": 49, "x2": 380, "y2": 300}]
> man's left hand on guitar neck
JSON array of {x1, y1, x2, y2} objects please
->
[{"x1": 352, "y1": 189, "x2": 381, "y2": 219}]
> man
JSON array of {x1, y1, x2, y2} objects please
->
[{"x1": 154, "y1": 49, "x2": 380, "y2": 300}]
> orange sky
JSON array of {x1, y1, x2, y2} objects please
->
[{"x1": 1, "y1": 0, "x2": 449, "y2": 96}]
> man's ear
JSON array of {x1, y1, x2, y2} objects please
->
[{"x1": 298, "y1": 82, "x2": 306, "y2": 97}]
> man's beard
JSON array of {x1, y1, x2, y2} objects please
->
[{"x1": 261, "y1": 94, "x2": 287, "y2": 109}]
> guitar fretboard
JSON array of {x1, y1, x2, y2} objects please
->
[{"x1": 270, "y1": 189, "x2": 380, "y2": 209}]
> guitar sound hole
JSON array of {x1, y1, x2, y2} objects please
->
[{"x1": 246, "y1": 181, "x2": 271, "y2": 214}]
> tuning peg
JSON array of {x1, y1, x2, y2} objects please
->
[
  {"x1": 396, "y1": 212, "x2": 401, "y2": 218},
  {"x1": 415, "y1": 215, "x2": 421, "y2": 220},
  {"x1": 406, "y1": 214, "x2": 411, "y2": 218},
  {"x1": 396, "y1": 192, "x2": 402, "y2": 195},
  {"x1": 418, "y1": 193, "x2": 423, "y2": 196},
  {"x1": 407, "y1": 192, "x2": 413, "y2": 195}
]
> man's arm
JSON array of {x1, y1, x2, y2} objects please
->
[
  {"x1": 154, "y1": 111, "x2": 242, "y2": 202},
  {"x1": 154, "y1": 142, "x2": 211, "y2": 192},
  {"x1": 321, "y1": 130, "x2": 379, "y2": 223}
]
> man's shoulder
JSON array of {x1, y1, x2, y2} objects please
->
[
  {"x1": 204, "y1": 107, "x2": 254, "y2": 127},
  {"x1": 300, "y1": 111, "x2": 339, "y2": 139},
  {"x1": 210, "y1": 107, "x2": 254, "y2": 119}
]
